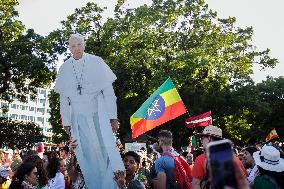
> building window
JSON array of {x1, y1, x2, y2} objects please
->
[
  {"x1": 21, "y1": 106, "x2": 28, "y2": 110},
  {"x1": 21, "y1": 115, "x2": 27, "y2": 120},
  {"x1": 40, "y1": 89, "x2": 46, "y2": 94},
  {"x1": 10, "y1": 104, "x2": 17, "y2": 109},
  {"x1": 37, "y1": 117, "x2": 44, "y2": 124},
  {"x1": 2, "y1": 113, "x2": 8, "y2": 118},
  {"x1": 29, "y1": 107, "x2": 35, "y2": 111},
  {"x1": 10, "y1": 114, "x2": 18, "y2": 119},
  {"x1": 40, "y1": 99, "x2": 46, "y2": 103},
  {"x1": 30, "y1": 97, "x2": 37, "y2": 102},
  {"x1": 1, "y1": 102, "x2": 8, "y2": 107},
  {"x1": 37, "y1": 108, "x2": 45, "y2": 114},
  {"x1": 39, "y1": 99, "x2": 46, "y2": 105},
  {"x1": 29, "y1": 116, "x2": 35, "y2": 121}
]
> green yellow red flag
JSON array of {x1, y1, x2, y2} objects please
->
[
  {"x1": 130, "y1": 78, "x2": 187, "y2": 139},
  {"x1": 265, "y1": 128, "x2": 279, "y2": 142}
]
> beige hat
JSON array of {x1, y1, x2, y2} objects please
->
[{"x1": 196, "y1": 125, "x2": 222, "y2": 139}]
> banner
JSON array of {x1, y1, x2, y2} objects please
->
[{"x1": 125, "y1": 143, "x2": 146, "y2": 152}]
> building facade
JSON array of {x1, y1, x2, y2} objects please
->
[{"x1": 0, "y1": 88, "x2": 53, "y2": 142}]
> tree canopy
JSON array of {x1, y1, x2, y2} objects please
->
[
  {"x1": 0, "y1": 118, "x2": 44, "y2": 149},
  {"x1": 0, "y1": 0, "x2": 56, "y2": 148},
  {"x1": 0, "y1": 0, "x2": 56, "y2": 102},
  {"x1": 2, "y1": 0, "x2": 280, "y2": 146},
  {"x1": 46, "y1": 0, "x2": 281, "y2": 146}
]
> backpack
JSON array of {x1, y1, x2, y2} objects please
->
[{"x1": 164, "y1": 152, "x2": 193, "y2": 189}]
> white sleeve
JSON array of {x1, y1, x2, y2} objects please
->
[
  {"x1": 101, "y1": 84, "x2": 117, "y2": 119},
  {"x1": 60, "y1": 94, "x2": 71, "y2": 126},
  {"x1": 54, "y1": 172, "x2": 65, "y2": 189}
]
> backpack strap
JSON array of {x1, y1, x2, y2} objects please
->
[{"x1": 164, "y1": 151, "x2": 175, "y2": 158}]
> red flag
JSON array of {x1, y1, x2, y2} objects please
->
[{"x1": 185, "y1": 111, "x2": 212, "y2": 128}]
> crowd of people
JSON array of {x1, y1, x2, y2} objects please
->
[{"x1": 0, "y1": 125, "x2": 283, "y2": 189}]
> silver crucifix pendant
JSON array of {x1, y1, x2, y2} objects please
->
[{"x1": 77, "y1": 85, "x2": 82, "y2": 95}]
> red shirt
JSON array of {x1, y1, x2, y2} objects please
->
[
  {"x1": 191, "y1": 153, "x2": 206, "y2": 180},
  {"x1": 191, "y1": 153, "x2": 248, "y2": 180}
]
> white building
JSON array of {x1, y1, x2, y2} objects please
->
[{"x1": 0, "y1": 87, "x2": 53, "y2": 142}]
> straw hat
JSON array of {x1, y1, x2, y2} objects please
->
[
  {"x1": 196, "y1": 125, "x2": 222, "y2": 139},
  {"x1": 253, "y1": 145, "x2": 284, "y2": 172}
]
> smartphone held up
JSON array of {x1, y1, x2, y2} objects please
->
[{"x1": 206, "y1": 139, "x2": 238, "y2": 189}]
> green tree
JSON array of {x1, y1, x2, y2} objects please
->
[
  {"x1": 211, "y1": 77, "x2": 284, "y2": 145},
  {"x1": 0, "y1": 0, "x2": 57, "y2": 148},
  {"x1": 245, "y1": 77, "x2": 284, "y2": 142},
  {"x1": 47, "y1": 0, "x2": 278, "y2": 145},
  {"x1": 48, "y1": 90, "x2": 69, "y2": 143},
  {"x1": 0, "y1": 0, "x2": 56, "y2": 102},
  {"x1": 0, "y1": 118, "x2": 44, "y2": 149}
]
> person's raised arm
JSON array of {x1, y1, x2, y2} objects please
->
[{"x1": 66, "y1": 139, "x2": 78, "y2": 182}]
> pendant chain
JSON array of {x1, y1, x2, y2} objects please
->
[{"x1": 72, "y1": 59, "x2": 85, "y2": 95}]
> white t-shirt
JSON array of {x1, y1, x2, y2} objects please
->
[
  {"x1": 247, "y1": 165, "x2": 259, "y2": 185},
  {"x1": 47, "y1": 172, "x2": 65, "y2": 189}
]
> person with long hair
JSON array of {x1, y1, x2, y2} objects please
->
[
  {"x1": 9, "y1": 162, "x2": 38, "y2": 189},
  {"x1": 46, "y1": 157, "x2": 64, "y2": 189},
  {"x1": 24, "y1": 155, "x2": 48, "y2": 189}
]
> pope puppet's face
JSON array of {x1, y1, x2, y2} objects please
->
[{"x1": 69, "y1": 38, "x2": 85, "y2": 60}]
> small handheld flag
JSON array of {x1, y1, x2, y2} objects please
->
[
  {"x1": 185, "y1": 111, "x2": 212, "y2": 128},
  {"x1": 265, "y1": 128, "x2": 279, "y2": 142},
  {"x1": 130, "y1": 78, "x2": 187, "y2": 139}
]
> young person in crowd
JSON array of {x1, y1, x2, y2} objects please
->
[
  {"x1": 153, "y1": 130, "x2": 178, "y2": 189},
  {"x1": 252, "y1": 145, "x2": 284, "y2": 189},
  {"x1": 114, "y1": 151, "x2": 145, "y2": 189},
  {"x1": 9, "y1": 162, "x2": 38, "y2": 189},
  {"x1": 46, "y1": 157, "x2": 65, "y2": 189},
  {"x1": 242, "y1": 146, "x2": 259, "y2": 185},
  {"x1": 59, "y1": 159, "x2": 71, "y2": 189}
]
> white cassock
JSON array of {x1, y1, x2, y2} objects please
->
[{"x1": 54, "y1": 53, "x2": 124, "y2": 189}]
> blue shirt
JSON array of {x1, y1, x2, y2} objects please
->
[{"x1": 155, "y1": 150, "x2": 177, "y2": 189}]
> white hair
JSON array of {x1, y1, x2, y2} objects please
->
[{"x1": 68, "y1": 33, "x2": 85, "y2": 45}]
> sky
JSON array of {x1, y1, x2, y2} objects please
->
[{"x1": 17, "y1": 0, "x2": 284, "y2": 83}]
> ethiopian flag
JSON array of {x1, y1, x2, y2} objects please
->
[
  {"x1": 265, "y1": 128, "x2": 279, "y2": 142},
  {"x1": 130, "y1": 78, "x2": 187, "y2": 139}
]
